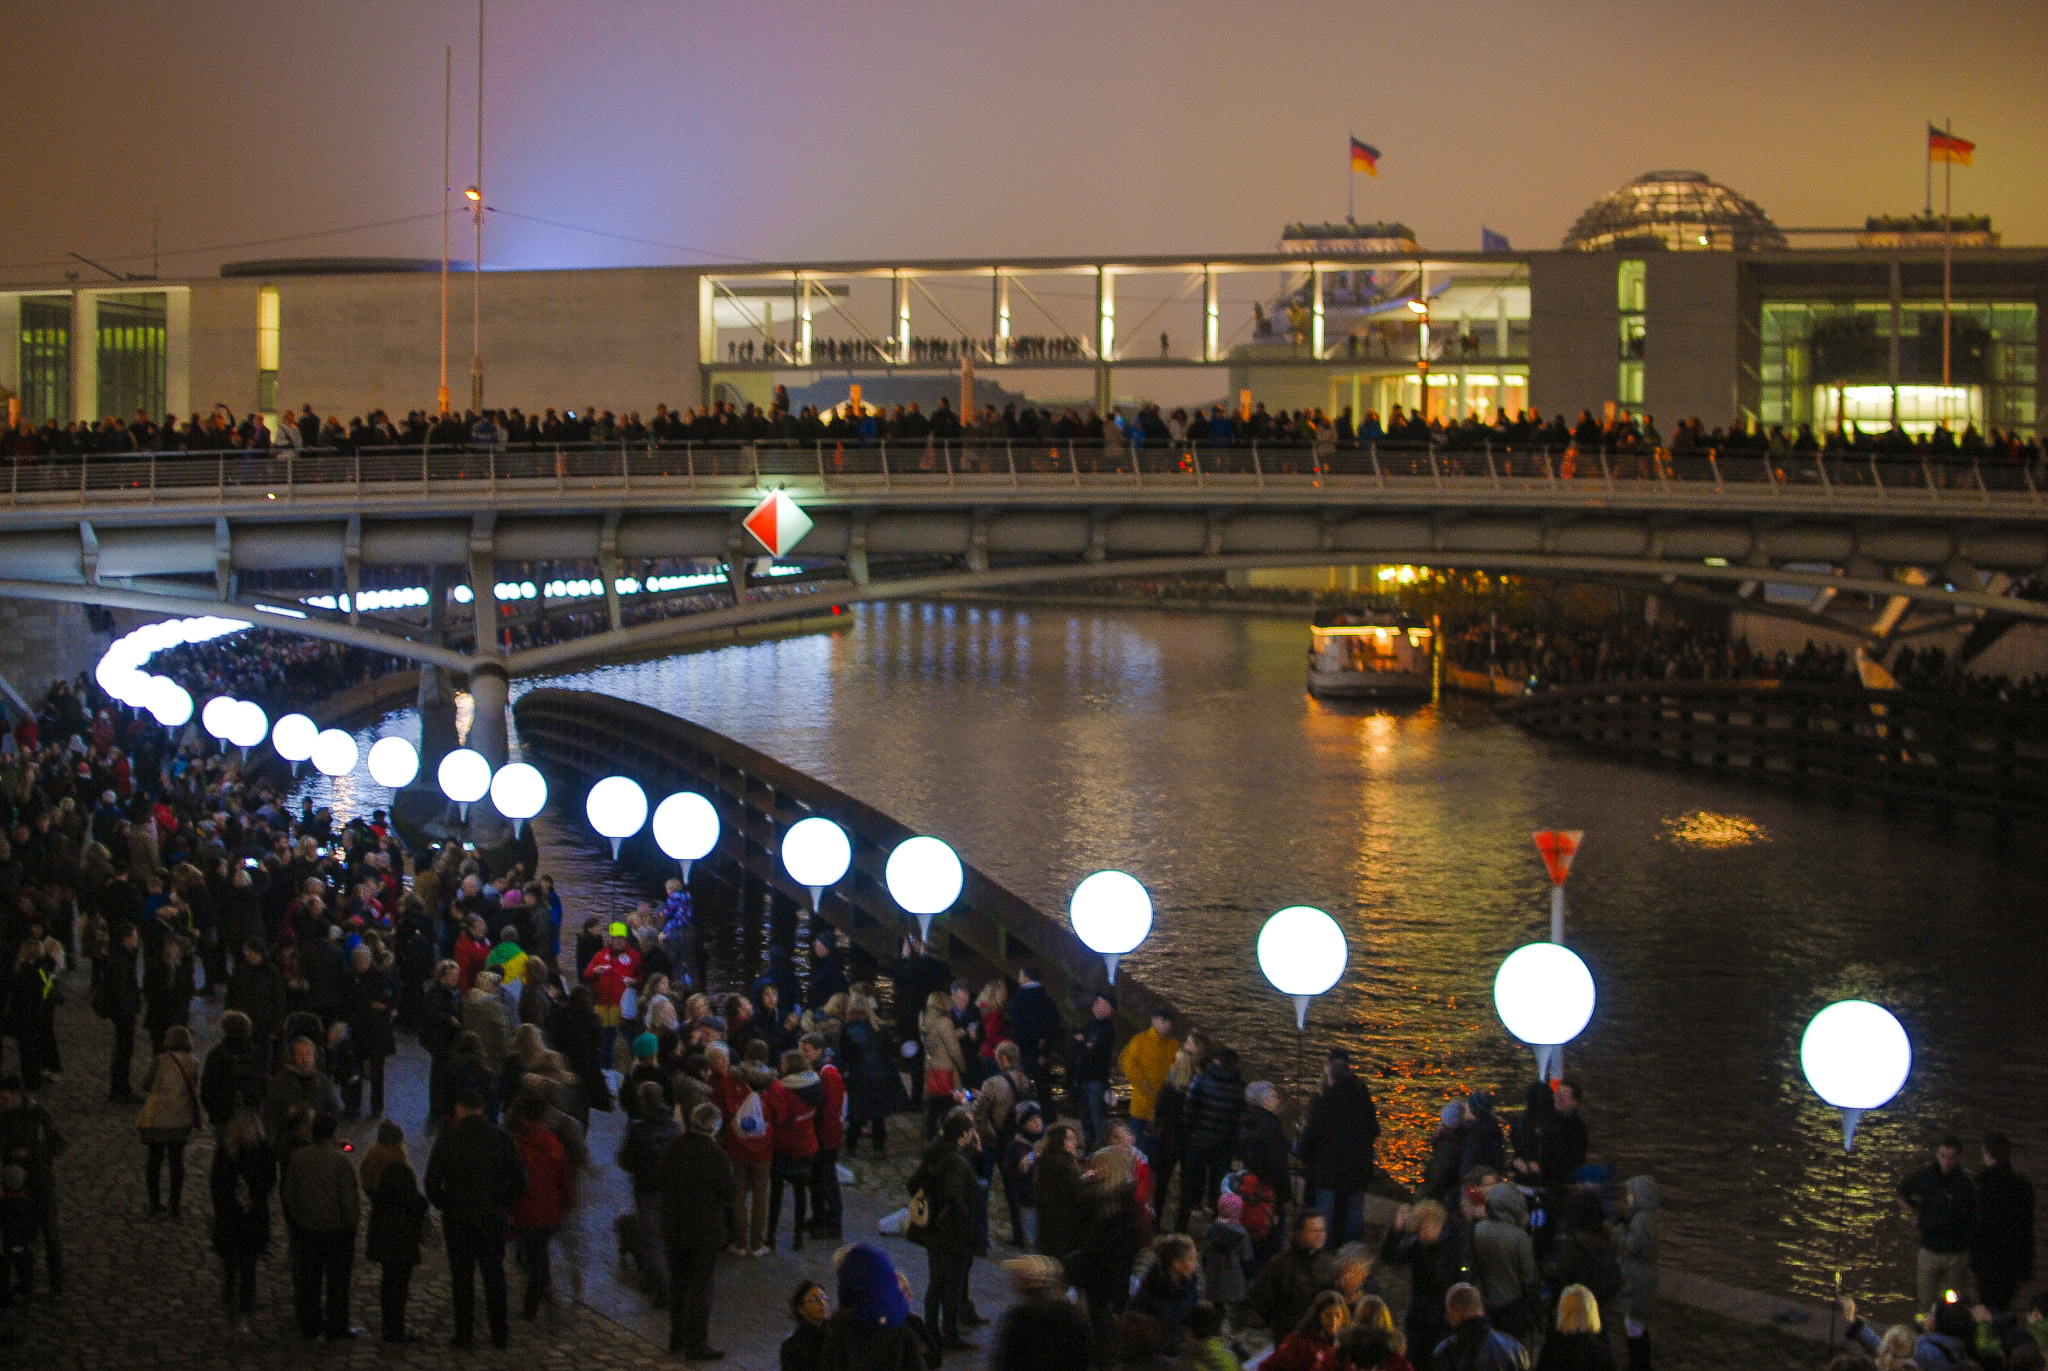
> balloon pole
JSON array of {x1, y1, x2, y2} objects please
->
[
  {"x1": 917, "y1": 914, "x2": 933, "y2": 943},
  {"x1": 1103, "y1": 953, "x2": 1120, "y2": 985},
  {"x1": 511, "y1": 819, "x2": 524, "y2": 838},
  {"x1": 609, "y1": 838, "x2": 622, "y2": 859},
  {"x1": 1291, "y1": 994, "x2": 1311, "y2": 1031},
  {"x1": 679, "y1": 859, "x2": 692, "y2": 884},
  {"x1": 1550, "y1": 885, "x2": 1565, "y2": 944},
  {"x1": 808, "y1": 885, "x2": 824, "y2": 914},
  {"x1": 458, "y1": 802, "x2": 470, "y2": 822},
  {"x1": 1838, "y1": 1107, "x2": 1862, "y2": 1153}
]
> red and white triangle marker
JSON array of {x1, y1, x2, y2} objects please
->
[
  {"x1": 742, "y1": 489, "x2": 814, "y2": 559},
  {"x1": 1531, "y1": 829, "x2": 1583, "y2": 887}
]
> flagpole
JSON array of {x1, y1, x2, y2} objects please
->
[
  {"x1": 1942, "y1": 118, "x2": 1953, "y2": 400},
  {"x1": 1924, "y1": 119, "x2": 1932, "y2": 216}
]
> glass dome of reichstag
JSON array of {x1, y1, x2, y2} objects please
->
[{"x1": 1563, "y1": 170, "x2": 1787, "y2": 252}]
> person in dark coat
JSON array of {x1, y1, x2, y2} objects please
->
[
  {"x1": 1067, "y1": 1148, "x2": 1147, "y2": 1363},
  {"x1": 142, "y1": 934, "x2": 197, "y2": 1052},
  {"x1": 1068, "y1": 992, "x2": 1117, "y2": 1154},
  {"x1": 917, "y1": 1109, "x2": 982, "y2": 1349},
  {"x1": 842, "y1": 994, "x2": 905, "y2": 1156},
  {"x1": 1239, "y1": 1083, "x2": 1291, "y2": 1224},
  {"x1": 340, "y1": 946, "x2": 396, "y2": 1120},
  {"x1": 660, "y1": 1102, "x2": 738, "y2": 1359},
  {"x1": 1899, "y1": 1134, "x2": 1978, "y2": 1312},
  {"x1": 1432, "y1": 1282, "x2": 1530, "y2": 1371},
  {"x1": 557, "y1": 984, "x2": 612, "y2": 1113},
  {"x1": 1381, "y1": 1199, "x2": 1456, "y2": 1359},
  {"x1": 360, "y1": 1120, "x2": 427, "y2": 1344},
  {"x1": 1459, "y1": 1092, "x2": 1508, "y2": 1180},
  {"x1": 991, "y1": 1254, "x2": 1091, "y2": 1371},
  {"x1": 1033, "y1": 1123, "x2": 1087, "y2": 1261},
  {"x1": 806, "y1": 930, "x2": 849, "y2": 1013},
  {"x1": 1970, "y1": 1130, "x2": 2036, "y2": 1311},
  {"x1": 209, "y1": 1109, "x2": 276, "y2": 1316},
  {"x1": 782, "y1": 1278, "x2": 831, "y2": 1371},
  {"x1": 95, "y1": 921, "x2": 143, "y2": 1102},
  {"x1": 200, "y1": 1010, "x2": 270, "y2": 1133},
  {"x1": 1536, "y1": 1082, "x2": 1588, "y2": 1189},
  {"x1": 1006, "y1": 968, "x2": 1063, "y2": 1115},
  {"x1": 1176, "y1": 1049, "x2": 1246, "y2": 1232},
  {"x1": 224, "y1": 939, "x2": 286, "y2": 1062},
  {"x1": 1248, "y1": 1211, "x2": 1332, "y2": 1339},
  {"x1": 820, "y1": 1244, "x2": 926, "y2": 1371},
  {"x1": 1296, "y1": 1048, "x2": 1381, "y2": 1244},
  {"x1": 424, "y1": 1087, "x2": 528, "y2": 1350}
]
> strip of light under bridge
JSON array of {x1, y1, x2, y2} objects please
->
[{"x1": 298, "y1": 564, "x2": 809, "y2": 615}]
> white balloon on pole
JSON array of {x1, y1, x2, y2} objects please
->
[
  {"x1": 1801, "y1": 999, "x2": 1911, "y2": 1150},
  {"x1": 225, "y1": 700, "x2": 268, "y2": 754},
  {"x1": 272, "y1": 713, "x2": 318, "y2": 764},
  {"x1": 489, "y1": 762, "x2": 548, "y2": 837},
  {"x1": 652, "y1": 791, "x2": 720, "y2": 881},
  {"x1": 1257, "y1": 905, "x2": 1347, "y2": 1029},
  {"x1": 887, "y1": 836, "x2": 965, "y2": 943},
  {"x1": 145, "y1": 677, "x2": 193, "y2": 728},
  {"x1": 366, "y1": 737, "x2": 421, "y2": 789},
  {"x1": 437, "y1": 748, "x2": 492, "y2": 821},
  {"x1": 1069, "y1": 869, "x2": 1153, "y2": 985},
  {"x1": 782, "y1": 817, "x2": 851, "y2": 912},
  {"x1": 311, "y1": 728, "x2": 358, "y2": 777},
  {"x1": 201, "y1": 695, "x2": 239, "y2": 739},
  {"x1": 1493, "y1": 942, "x2": 1597, "y2": 1082},
  {"x1": 585, "y1": 776, "x2": 648, "y2": 858}
]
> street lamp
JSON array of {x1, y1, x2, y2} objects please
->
[
  {"x1": 1068, "y1": 870, "x2": 1152, "y2": 985},
  {"x1": 1801, "y1": 1000, "x2": 1911, "y2": 1151},
  {"x1": 311, "y1": 728, "x2": 358, "y2": 778},
  {"x1": 584, "y1": 775, "x2": 647, "y2": 858},
  {"x1": 1257, "y1": 905, "x2": 1347, "y2": 1030},
  {"x1": 1493, "y1": 942, "x2": 1596, "y2": 1083},
  {"x1": 782, "y1": 817, "x2": 850, "y2": 913},
  {"x1": 886, "y1": 836, "x2": 964, "y2": 943},
  {"x1": 437, "y1": 747, "x2": 492, "y2": 821},
  {"x1": 366, "y1": 737, "x2": 421, "y2": 790},
  {"x1": 652, "y1": 791, "x2": 720, "y2": 883},
  {"x1": 489, "y1": 762, "x2": 547, "y2": 838},
  {"x1": 272, "y1": 713, "x2": 318, "y2": 775}
]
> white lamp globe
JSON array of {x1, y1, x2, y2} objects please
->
[
  {"x1": 1801, "y1": 999, "x2": 1911, "y2": 1150},
  {"x1": 585, "y1": 775, "x2": 648, "y2": 858},
  {"x1": 145, "y1": 678, "x2": 193, "y2": 728},
  {"x1": 782, "y1": 817, "x2": 851, "y2": 911},
  {"x1": 1493, "y1": 943, "x2": 1597, "y2": 1083},
  {"x1": 272, "y1": 713, "x2": 318, "y2": 764},
  {"x1": 366, "y1": 737, "x2": 421, "y2": 789},
  {"x1": 225, "y1": 700, "x2": 269, "y2": 752},
  {"x1": 1069, "y1": 870, "x2": 1152, "y2": 984},
  {"x1": 489, "y1": 762, "x2": 548, "y2": 837},
  {"x1": 1257, "y1": 905, "x2": 1348, "y2": 1029},
  {"x1": 887, "y1": 836, "x2": 965, "y2": 942},
  {"x1": 437, "y1": 748, "x2": 493, "y2": 819},
  {"x1": 311, "y1": 728, "x2": 358, "y2": 777},
  {"x1": 652, "y1": 792, "x2": 720, "y2": 881},
  {"x1": 201, "y1": 695, "x2": 239, "y2": 739}
]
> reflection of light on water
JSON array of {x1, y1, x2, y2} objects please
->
[
  {"x1": 454, "y1": 692, "x2": 474, "y2": 745},
  {"x1": 1660, "y1": 810, "x2": 1769, "y2": 848},
  {"x1": 286, "y1": 710, "x2": 423, "y2": 824}
]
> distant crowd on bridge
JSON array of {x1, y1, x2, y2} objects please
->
[{"x1": 8, "y1": 392, "x2": 2041, "y2": 478}]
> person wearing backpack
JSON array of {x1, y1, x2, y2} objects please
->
[
  {"x1": 765, "y1": 1049, "x2": 821, "y2": 1253},
  {"x1": 723, "y1": 1064, "x2": 775, "y2": 1257},
  {"x1": 975, "y1": 1042, "x2": 1035, "y2": 1244}
]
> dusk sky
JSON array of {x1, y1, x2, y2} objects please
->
[{"x1": 6, "y1": 0, "x2": 2043, "y2": 284}]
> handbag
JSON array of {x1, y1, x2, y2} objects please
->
[{"x1": 925, "y1": 1067, "x2": 956, "y2": 1098}]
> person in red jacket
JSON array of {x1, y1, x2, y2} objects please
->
[
  {"x1": 722, "y1": 1064, "x2": 775, "y2": 1256},
  {"x1": 764, "y1": 1049, "x2": 822, "y2": 1253},
  {"x1": 580, "y1": 922, "x2": 641, "y2": 1076},
  {"x1": 454, "y1": 916, "x2": 492, "y2": 994},
  {"x1": 800, "y1": 1031, "x2": 846, "y2": 1241},
  {"x1": 509, "y1": 1092, "x2": 571, "y2": 1320}
]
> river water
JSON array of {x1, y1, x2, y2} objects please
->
[{"x1": 299, "y1": 601, "x2": 2046, "y2": 1309}]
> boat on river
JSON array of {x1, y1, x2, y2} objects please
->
[{"x1": 1306, "y1": 610, "x2": 1434, "y2": 699}]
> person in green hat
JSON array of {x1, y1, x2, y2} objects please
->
[{"x1": 581, "y1": 923, "x2": 642, "y2": 1077}]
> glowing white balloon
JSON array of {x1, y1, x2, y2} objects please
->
[
  {"x1": 585, "y1": 775, "x2": 648, "y2": 857},
  {"x1": 311, "y1": 728, "x2": 358, "y2": 777},
  {"x1": 1801, "y1": 999, "x2": 1911, "y2": 1150},
  {"x1": 436, "y1": 749, "x2": 493, "y2": 822},
  {"x1": 201, "y1": 696, "x2": 239, "y2": 739},
  {"x1": 225, "y1": 700, "x2": 268, "y2": 752},
  {"x1": 887, "y1": 836, "x2": 965, "y2": 942},
  {"x1": 1493, "y1": 942, "x2": 1596, "y2": 1082},
  {"x1": 1069, "y1": 870, "x2": 1152, "y2": 985},
  {"x1": 489, "y1": 762, "x2": 548, "y2": 837},
  {"x1": 272, "y1": 714, "x2": 318, "y2": 765},
  {"x1": 145, "y1": 677, "x2": 193, "y2": 728},
  {"x1": 652, "y1": 792, "x2": 720, "y2": 881},
  {"x1": 366, "y1": 737, "x2": 421, "y2": 789},
  {"x1": 1258, "y1": 905, "x2": 1347, "y2": 1029},
  {"x1": 782, "y1": 817, "x2": 851, "y2": 910}
]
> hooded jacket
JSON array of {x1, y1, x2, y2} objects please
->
[
  {"x1": 1472, "y1": 1183, "x2": 1540, "y2": 1313},
  {"x1": 1295, "y1": 1069, "x2": 1380, "y2": 1192},
  {"x1": 1617, "y1": 1175, "x2": 1659, "y2": 1322},
  {"x1": 766, "y1": 1069, "x2": 822, "y2": 1163}
]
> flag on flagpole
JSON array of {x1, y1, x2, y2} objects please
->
[
  {"x1": 1349, "y1": 137, "x2": 1380, "y2": 176},
  {"x1": 1480, "y1": 227, "x2": 1512, "y2": 252},
  {"x1": 1928, "y1": 125, "x2": 1974, "y2": 165}
]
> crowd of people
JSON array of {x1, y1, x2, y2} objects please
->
[{"x1": 0, "y1": 657, "x2": 2039, "y2": 1369}]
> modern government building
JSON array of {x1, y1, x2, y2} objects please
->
[{"x1": 2, "y1": 170, "x2": 2041, "y2": 440}]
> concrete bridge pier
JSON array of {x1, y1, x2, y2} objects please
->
[{"x1": 465, "y1": 659, "x2": 513, "y2": 847}]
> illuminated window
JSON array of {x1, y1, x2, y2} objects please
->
[
  {"x1": 18, "y1": 296, "x2": 71, "y2": 424},
  {"x1": 96, "y1": 292, "x2": 167, "y2": 421},
  {"x1": 1617, "y1": 260, "x2": 1646, "y2": 414},
  {"x1": 257, "y1": 285, "x2": 280, "y2": 414}
]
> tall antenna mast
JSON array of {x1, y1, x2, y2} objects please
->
[
  {"x1": 439, "y1": 44, "x2": 451, "y2": 415},
  {"x1": 469, "y1": 0, "x2": 485, "y2": 414}
]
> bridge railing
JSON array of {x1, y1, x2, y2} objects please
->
[{"x1": 3, "y1": 439, "x2": 2041, "y2": 506}]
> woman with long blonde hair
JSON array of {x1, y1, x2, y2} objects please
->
[{"x1": 1532, "y1": 1284, "x2": 1611, "y2": 1371}]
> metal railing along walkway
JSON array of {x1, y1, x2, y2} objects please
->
[{"x1": 4, "y1": 440, "x2": 2042, "y2": 514}]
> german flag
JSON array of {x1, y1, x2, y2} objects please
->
[
  {"x1": 1928, "y1": 125, "x2": 1974, "y2": 165},
  {"x1": 1350, "y1": 137, "x2": 1380, "y2": 176}
]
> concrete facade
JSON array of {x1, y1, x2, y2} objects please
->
[
  {"x1": 1645, "y1": 252, "x2": 1745, "y2": 428},
  {"x1": 0, "y1": 597, "x2": 115, "y2": 704},
  {"x1": 1528, "y1": 251, "x2": 1620, "y2": 420}
]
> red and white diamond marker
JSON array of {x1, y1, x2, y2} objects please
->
[
  {"x1": 742, "y1": 489, "x2": 814, "y2": 558},
  {"x1": 1532, "y1": 829, "x2": 1583, "y2": 887}
]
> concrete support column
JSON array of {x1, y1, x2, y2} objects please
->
[
  {"x1": 726, "y1": 524, "x2": 749, "y2": 604},
  {"x1": 1311, "y1": 266, "x2": 1325, "y2": 359},
  {"x1": 468, "y1": 517, "x2": 498, "y2": 655},
  {"x1": 1203, "y1": 268, "x2": 1219, "y2": 363},
  {"x1": 846, "y1": 515, "x2": 869, "y2": 586},
  {"x1": 599, "y1": 512, "x2": 623, "y2": 631},
  {"x1": 69, "y1": 291, "x2": 97, "y2": 423},
  {"x1": 464, "y1": 659, "x2": 511, "y2": 846}
]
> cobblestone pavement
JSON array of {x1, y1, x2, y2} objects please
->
[{"x1": 6, "y1": 977, "x2": 1816, "y2": 1369}]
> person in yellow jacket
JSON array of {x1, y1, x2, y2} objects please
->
[{"x1": 1118, "y1": 1008, "x2": 1179, "y2": 1153}]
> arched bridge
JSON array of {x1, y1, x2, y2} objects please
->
[{"x1": 4, "y1": 441, "x2": 2046, "y2": 691}]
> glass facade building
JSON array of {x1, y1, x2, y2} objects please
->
[{"x1": 1760, "y1": 299, "x2": 2037, "y2": 436}]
